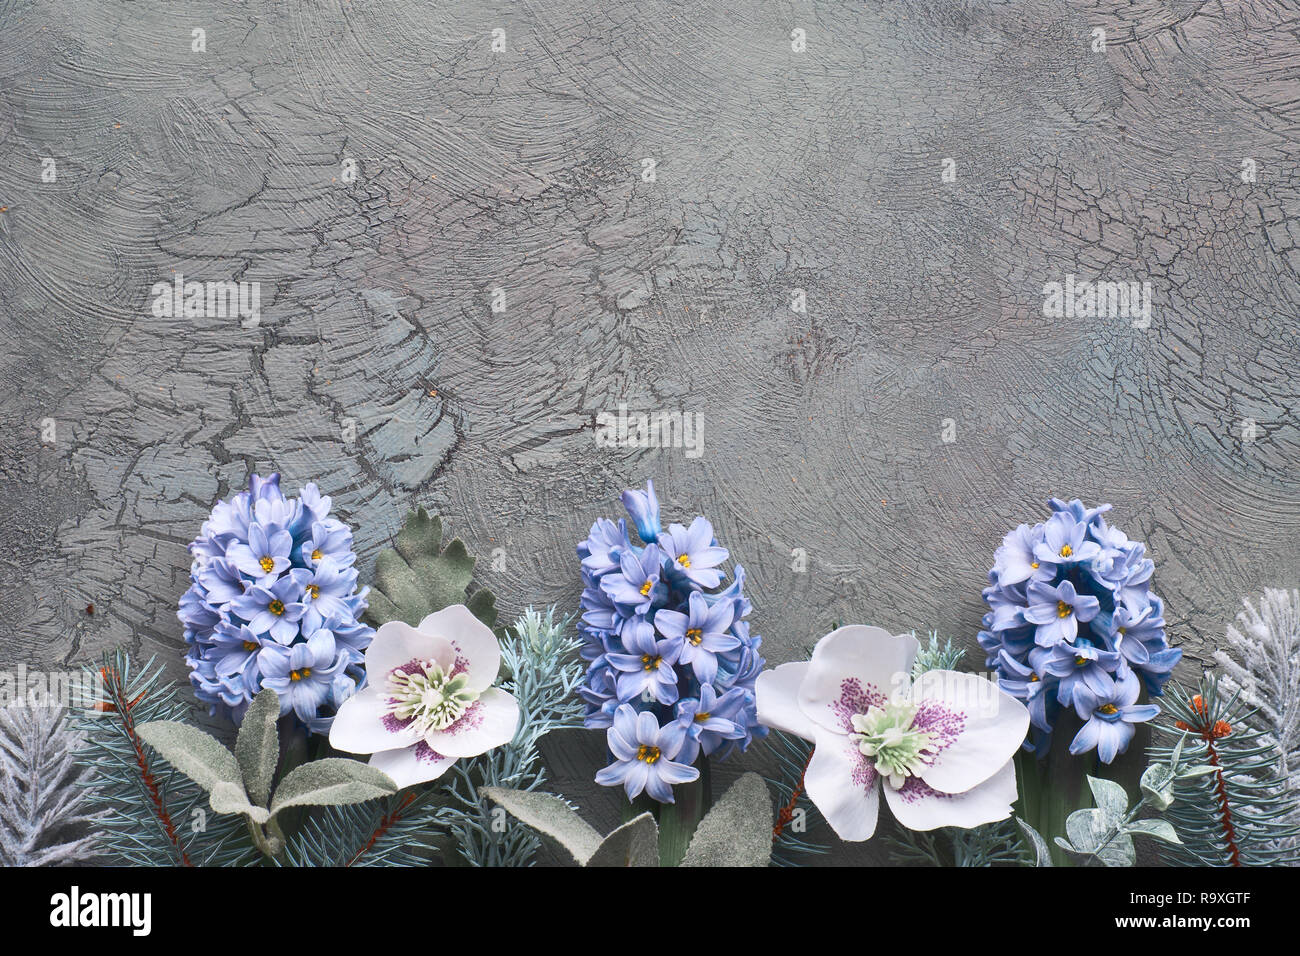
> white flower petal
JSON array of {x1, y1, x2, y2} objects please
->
[
  {"x1": 804, "y1": 728, "x2": 881, "y2": 842},
  {"x1": 755, "y1": 662, "x2": 816, "y2": 741},
  {"x1": 797, "y1": 626, "x2": 918, "y2": 733},
  {"x1": 883, "y1": 757, "x2": 1017, "y2": 831},
  {"x1": 365, "y1": 620, "x2": 454, "y2": 681},
  {"x1": 910, "y1": 669, "x2": 1030, "y2": 794},
  {"x1": 417, "y1": 604, "x2": 502, "y2": 692},
  {"x1": 422, "y1": 687, "x2": 520, "y2": 759},
  {"x1": 328, "y1": 684, "x2": 420, "y2": 755},
  {"x1": 369, "y1": 743, "x2": 456, "y2": 789}
]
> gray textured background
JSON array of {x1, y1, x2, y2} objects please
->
[{"x1": 1, "y1": 0, "x2": 1298, "y2": 864}]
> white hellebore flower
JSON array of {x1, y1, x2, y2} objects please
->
[
  {"x1": 329, "y1": 604, "x2": 520, "y2": 789},
  {"x1": 756, "y1": 626, "x2": 1029, "y2": 840}
]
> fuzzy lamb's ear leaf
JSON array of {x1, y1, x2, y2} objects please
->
[
  {"x1": 268, "y1": 758, "x2": 397, "y2": 817},
  {"x1": 480, "y1": 787, "x2": 604, "y2": 865},
  {"x1": 210, "y1": 781, "x2": 271, "y2": 823},
  {"x1": 136, "y1": 720, "x2": 243, "y2": 794},
  {"x1": 1015, "y1": 817, "x2": 1055, "y2": 867},
  {"x1": 680, "y1": 772, "x2": 773, "y2": 867},
  {"x1": 588, "y1": 813, "x2": 660, "y2": 867},
  {"x1": 364, "y1": 508, "x2": 498, "y2": 629},
  {"x1": 236, "y1": 689, "x2": 281, "y2": 807}
]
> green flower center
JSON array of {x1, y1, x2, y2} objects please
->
[
  {"x1": 386, "y1": 661, "x2": 478, "y2": 735},
  {"x1": 849, "y1": 699, "x2": 938, "y2": 789}
]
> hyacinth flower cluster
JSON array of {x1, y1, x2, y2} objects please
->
[
  {"x1": 978, "y1": 498, "x2": 1182, "y2": 763},
  {"x1": 178, "y1": 473, "x2": 373, "y2": 733},
  {"x1": 577, "y1": 481, "x2": 767, "y2": 803}
]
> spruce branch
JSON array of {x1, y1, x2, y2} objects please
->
[
  {"x1": 1214, "y1": 587, "x2": 1300, "y2": 852},
  {"x1": 72, "y1": 651, "x2": 253, "y2": 867},
  {"x1": 767, "y1": 730, "x2": 827, "y2": 866},
  {"x1": 1149, "y1": 676, "x2": 1300, "y2": 866}
]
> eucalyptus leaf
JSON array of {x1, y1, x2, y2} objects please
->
[
  {"x1": 136, "y1": 720, "x2": 243, "y2": 793},
  {"x1": 1122, "y1": 818, "x2": 1181, "y2": 844},
  {"x1": 364, "y1": 509, "x2": 498, "y2": 629},
  {"x1": 480, "y1": 787, "x2": 603, "y2": 864},
  {"x1": 1065, "y1": 808, "x2": 1135, "y2": 866},
  {"x1": 1015, "y1": 817, "x2": 1055, "y2": 867},
  {"x1": 587, "y1": 813, "x2": 659, "y2": 867},
  {"x1": 1086, "y1": 775, "x2": 1130, "y2": 825},
  {"x1": 1139, "y1": 764, "x2": 1175, "y2": 810},
  {"x1": 268, "y1": 758, "x2": 397, "y2": 816},
  {"x1": 680, "y1": 772, "x2": 772, "y2": 867},
  {"x1": 236, "y1": 688, "x2": 281, "y2": 807}
]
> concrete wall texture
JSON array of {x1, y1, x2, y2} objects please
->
[{"x1": 1, "y1": 1, "x2": 1297, "y2": 862}]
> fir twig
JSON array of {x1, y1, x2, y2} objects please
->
[
  {"x1": 0, "y1": 704, "x2": 104, "y2": 866},
  {"x1": 72, "y1": 651, "x2": 253, "y2": 867},
  {"x1": 435, "y1": 606, "x2": 585, "y2": 866},
  {"x1": 767, "y1": 730, "x2": 828, "y2": 866},
  {"x1": 1150, "y1": 676, "x2": 1300, "y2": 866}
]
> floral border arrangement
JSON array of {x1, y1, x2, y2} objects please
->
[{"x1": 5, "y1": 474, "x2": 1297, "y2": 868}]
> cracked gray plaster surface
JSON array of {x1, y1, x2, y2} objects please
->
[{"x1": 0, "y1": 1, "x2": 1297, "y2": 862}]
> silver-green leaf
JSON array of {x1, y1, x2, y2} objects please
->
[
  {"x1": 268, "y1": 758, "x2": 397, "y2": 817},
  {"x1": 681, "y1": 772, "x2": 773, "y2": 867},
  {"x1": 1086, "y1": 775, "x2": 1130, "y2": 825},
  {"x1": 210, "y1": 780, "x2": 271, "y2": 823},
  {"x1": 480, "y1": 787, "x2": 604, "y2": 864},
  {"x1": 1015, "y1": 817, "x2": 1055, "y2": 867},
  {"x1": 1139, "y1": 764, "x2": 1175, "y2": 810},
  {"x1": 587, "y1": 813, "x2": 659, "y2": 867},
  {"x1": 136, "y1": 720, "x2": 243, "y2": 793},
  {"x1": 1122, "y1": 818, "x2": 1181, "y2": 844},
  {"x1": 236, "y1": 688, "x2": 281, "y2": 807}
]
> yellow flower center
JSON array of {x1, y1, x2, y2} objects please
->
[
  {"x1": 641, "y1": 654, "x2": 661, "y2": 671},
  {"x1": 307, "y1": 584, "x2": 320, "y2": 599},
  {"x1": 1099, "y1": 703, "x2": 1118, "y2": 715},
  {"x1": 289, "y1": 667, "x2": 311, "y2": 682},
  {"x1": 1030, "y1": 561, "x2": 1039, "y2": 569},
  {"x1": 1074, "y1": 656, "x2": 1089, "y2": 666},
  {"x1": 1060, "y1": 544, "x2": 1073, "y2": 557},
  {"x1": 694, "y1": 711, "x2": 711, "y2": 723},
  {"x1": 639, "y1": 580, "x2": 653, "y2": 596},
  {"x1": 259, "y1": 555, "x2": 275, "y2": 573},
  {"x1": 268, "y1": 599, "x2": 285, "y2": 616},
  {"x1": 677, "y1": 554, "x2": 692, "y2": 569},
  {"x1": 1056, "y1": 600, "x2": 1072, "y2": 619},
  {"x1": 1118, "y1": 627, "x2": 1127, "y2": 636},
  {"x1": 311, "y1": 548, "x2": 323, "y2": 561},
  {"x1": 685, "y1": 627, "x2": 703, "y2": 646},
  {"x1": 1028, "y1": 673, "x2": 1039, "y2": 682},
  {"x1": 242, "y1": 640, "x2": 259, "y2": 652},
  {"x1": 636, "y1": 745, "x2": 661, "y2": 764}
]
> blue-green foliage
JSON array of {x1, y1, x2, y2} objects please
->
[
  {"x1": 1149, "y1": 676, "x2": 1300, "y2": 866},
  {"x1": 436, "y1": 606, "x2": 585, "y2": 866}
]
